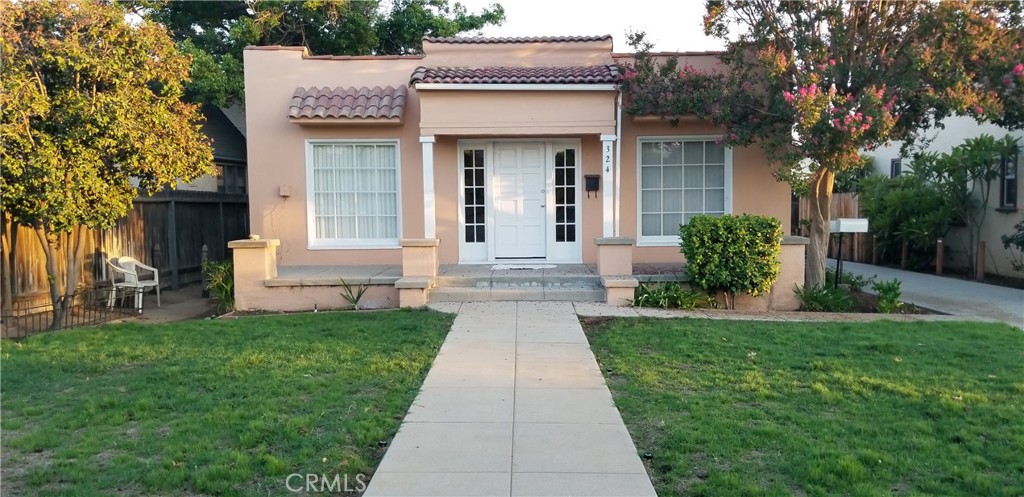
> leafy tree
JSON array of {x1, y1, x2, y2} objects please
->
[
  {"x1": 858, "y1": 173, "x2": 954, "y2": 270},
  {"x1": 908, "y1": 134, "x2": 1020, "y2": 274},
  {"x1": 141, "y1": 0, "x2": 506, "y2": 106},
  {"x1": 619, "y1": 1, "x2": 1024, "y2": 286},
  {"x1": 0, "y1": 0, "x2": 214, "y2": 326}
]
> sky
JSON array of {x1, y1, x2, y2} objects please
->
[{"x1": 454, "y1": 0, "x2": 727, "y2": 52}]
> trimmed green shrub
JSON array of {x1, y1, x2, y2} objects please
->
[
  {"x1": 679, "y1": 214, "x2": 782, "y2": 309},
  {"x1": 795, "y1": 284, "x2": 853, "y2": 312},
  {"x1": 632, "y1": 282, "x2": 718, "y2": 309}
]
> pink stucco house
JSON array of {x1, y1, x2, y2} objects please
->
[{"x1": 230, "y1": 35, "x2": 806, "y2": 310}]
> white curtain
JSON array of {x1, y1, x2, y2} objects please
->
[
  {"x1": 640, "y1": 139, "x2": 728, "y2": 237},
  {"x1": 312, "y1": 143, "x2": 398, "y2": 241}
]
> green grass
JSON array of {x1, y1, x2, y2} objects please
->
[
  {"x1": 1, "y1": 310, "x2": 453, "y2": 496},
  {"x1": 583, "y1": 317, "x2": 1024, "y2": 497}
]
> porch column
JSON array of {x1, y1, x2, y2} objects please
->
[
  {"x1": 600, "y1": 134, "x2": 616, "y2": 237},
  {"x1": 420, "y1": 136, "x2": 436, "y2": 238},
  {"x1": 227, "y1": 238, "x2": 279, "y2": 311}
]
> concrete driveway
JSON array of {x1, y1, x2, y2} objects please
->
[{"x1": 837, "y1": 260, "x2": 1024, "y2": 328}]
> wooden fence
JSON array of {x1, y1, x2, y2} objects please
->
[
  {"x1": 5, "y1": 191, "x2": 248, "y2": 299},
  {"x1": 796, "y1": 192, "x2": 873, "y2": 263}
]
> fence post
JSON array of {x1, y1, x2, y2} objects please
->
[
  {"x1": 935, "y1": 239, "x2": 944, "y2": 275},
  {"x1": 975, "y1": 240, "x2": 986, "y2": 281},
  {"x1": 201, "y1": 244, "x2": 209, "y2": 298},
  {"x1": 900, "y1": 239, "x2": 909, "y2": 269},
  {"x1": 152, "y1": 243, "x2": 162, "y2": 269},
  {"x1": 871, "y1": 235, "x2": 878, "y2": 266},
  {"x1": 167, "y1": 200, "x2": 179, "y2": 290},
  {"x1": 219, "y1": 202, "x2": 226, "y2": 260}
]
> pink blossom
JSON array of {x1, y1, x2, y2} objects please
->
[
  {"x1": 973, "y1": 105, "x2": 984, "y2": 115},
  {"x1": 829, "y1": 59, "x2": 836, "y2": 66},
  {"x1": 783, "y1": 91, "x2": 795, "y2": 103},
  {"x1": 831, "y1": 119, "x2": 841, "y2": 127},
  {"x1": 799, "y1": 87, "x2": 808, "y2": 97},
  {"x1": 861, "y1": 124, "x2": 870, "y2": 132},
  {"x1": 1014, "y1": 63, "x2": 1024, "y2": 76}
]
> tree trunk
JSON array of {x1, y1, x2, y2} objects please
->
[
  {"x1": 1, "y1": 214, "x2": 13, "y2": 316},
  {"x1": 63, "y1": 226, "x2": 87, "y2": 299},
  {"x1": 805, "y1": 168, "x2": 836, "y2": 288},
  {"x1": 33, "y1": 225, "x2": 63, "y2": 330}
]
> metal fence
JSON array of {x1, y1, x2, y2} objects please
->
[{"x1": 0, "y1": 286, "x2": 142, "y2": 339}]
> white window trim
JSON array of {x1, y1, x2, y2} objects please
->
[
  {"x1": 305, "y1": 139, "x2": 403, "y2": 250},
  {"x1": 635, "y1": 135, "x2": 733, "y2": 247},
  {"x1": 999, "y1": 151, "x2": 1019, "y2": 208}
]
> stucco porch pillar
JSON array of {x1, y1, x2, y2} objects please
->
[
  {"x1": 227, "y1": 238, "x2": 279, "y2": 311},
  {"x1": 397, "y1": 238, "x2": 439, "y2": 308},
  {"x1": 420, "y1": 136, "x2": 436, "y2": 239},
  {"x1": 600, "y1": 134, "x2": 616, "y2": 237},
  {"x1": 596, "y1": 236, "x2": 637, "y2": 306}
]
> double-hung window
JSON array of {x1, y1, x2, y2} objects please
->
[
  {"x1": 306, "y1": 140, "x2": 401, "y2": 248},
  {"x1": 639, "y1": 137, "x2": 730, "y2": 245},
  {"x1": 999, "y1": 149, "x2": 1018, "y2": 209},
  {"x1": 890, "y1": 158, "x2": 903, "y2": 177}
]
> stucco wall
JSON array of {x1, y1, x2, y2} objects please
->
[
  {"x1": 419, "y1": 91, "x2": 616, "y2": 136},
  {"x1": 422, "y1": 38, "x2": 614, "y2": 67},
  {"x1": 244, "y1": 44, "x2": 792, "y2": 267},
  {"x1": 618, "y1": 117, "x2": 792, "y2": 264},
  {"x1": 243, "y1": 48, "x2": 425, "y2": 266}
]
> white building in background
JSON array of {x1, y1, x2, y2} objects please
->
[{"x1": 869, "y1": 116, "x2": 1023, "y2": 278}]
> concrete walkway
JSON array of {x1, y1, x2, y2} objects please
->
[
  {"x1": 364, "y1": 301, "x2": 656, "y2": 497},
  {"x1": 837, "y1": 260, "x2": 1024, "y2": 328}
]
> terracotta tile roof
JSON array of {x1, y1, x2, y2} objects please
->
[
  {"x1": 423, "y1": 35, "x2": 612, "y2": 44},
  {"x1": 288, "y1": 86, "x2": 407, "y2": 119},
  {"x1": 409, "y1": 65, "x2": 621, "y2": 85}
]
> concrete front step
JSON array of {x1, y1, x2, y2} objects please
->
[
  {"x1": 427, "y1": 286, "x2": 605, "y2": 302},
  {"x1": 434, "y1": 274, "x2": 602, "y2": 289}
]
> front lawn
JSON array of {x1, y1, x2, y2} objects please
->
[
  {"x1": 0, "y1": 310, "x2": 453, "y2": 496},
  {"x1": 584, "y1": 318, "x2": 1024, "y2": 497}
]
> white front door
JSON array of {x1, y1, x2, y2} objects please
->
[{"x1": 493, "y1": 142, "x2": 546, "y2": 258}]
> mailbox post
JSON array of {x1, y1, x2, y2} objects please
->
[{"x1": 829, "y1": 218, "x2": 869, "y2": 289}]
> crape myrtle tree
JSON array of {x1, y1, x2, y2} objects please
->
[
  {"x1": 138, "y1": 0, "x2": 506, "y2": 106},
  {"x1": 619, "y1": 0, "x2": 1024, "y2": 287},
  {"x1": 0, "y1": 0, "x2": 214, "y2": 326}
]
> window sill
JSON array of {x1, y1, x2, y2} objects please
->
[
  {"x1": 308, "y1": 243, "x2": 401, "y2": 250},
  {"x1": 636, "y1": 239, "x2": 682, "y2": 248},
  {"x1": 995, "y1": 206, "x2": 1019, "y2": 213}
]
